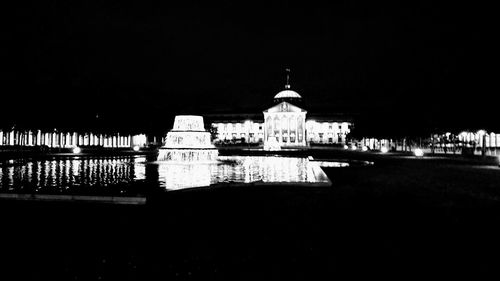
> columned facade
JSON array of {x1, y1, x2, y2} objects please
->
[
  {"x1": 263, "y1": 102, "x2": 307, "y2": 147},
  {"x1": 209, "y1": 71, "x2": 352, "y2": 148}
]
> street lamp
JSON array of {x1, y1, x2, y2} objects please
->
[{"x1": 414, "y1": 148, "x2": 424, "y2": 157}]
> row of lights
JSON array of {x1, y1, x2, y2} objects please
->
[
  {"x1": 344, "y1": 144, "x2": 424, "y2": 157},
  {"x1": 71, "y1": 145, "x2": 141, "y2": 154}
]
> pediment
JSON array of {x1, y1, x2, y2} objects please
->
[{"x1": 263, "y1": 102, "x2": 307, "y2": 113}]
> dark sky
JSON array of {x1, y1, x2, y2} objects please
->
[{"x1": 0, "y1": 1, "x2": 496, "y2": 135}]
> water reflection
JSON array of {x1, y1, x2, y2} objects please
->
[
  {"x1": 152, "y1": 156, "x2": 328, "y2": 191},
  {"x1": 1, "y1": 156, "x2": 143, "y2": 194},
  {"x1": 0, "y1": 155, "x2": 332, "y2": 194}
]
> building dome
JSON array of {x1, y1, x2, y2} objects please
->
[
  {"x1": 273, "y1": 68, "x2": 303, "y2": 104},
  {"x1": 274, "y1": 89, "x2": 302, "y2": 99}
]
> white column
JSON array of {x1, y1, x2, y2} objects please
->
[
  {"x1": 264, "y1": 118, "x2": 267, "y2": 143},
  {"x1": 301, "y1": 119, "x2": 305, "y2": 145},
  {"x1": 36, "y1": 131, "x2": 41, "y2": 146},
  {"x1": 67, "y1": 133, "x2": 72, "y2": 147},
  {"x1": 279, "y1": 116, "x2": 283, "y2": 144},
  {"x1": 268, "y1": 117, "x2": 272, "y2": 142},
  {"x1": 295, "y1": 117, "x2": 298, "y2": 145},
  {"x1": 287, "y1": 115, "x2": 291, "y2": 145}
]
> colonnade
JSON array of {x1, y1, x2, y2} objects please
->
[
  {"x1": 264, "y1": 114, "x2": 306, "y2": 146},
  {"x1": 0, "y1": 130, "x2": 144, "y2": 148}
]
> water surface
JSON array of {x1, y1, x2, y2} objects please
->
[{"x1": 0, "y1": 155, "x2": 333, "y2": 194}]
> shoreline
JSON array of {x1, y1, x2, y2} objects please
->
[{"x1": 1, "y1": 145, "x2": 498, "y2": 165}]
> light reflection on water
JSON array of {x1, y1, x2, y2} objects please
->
[
  {"x1": 0, "y1": 156, "x2": 333, "y2": 193},
  {"x1": 0, "y1": 156, "x2": 140, "y2": 194},
  {"x1": 153, "y1": 156, "x2": 327, "y2": 190}
]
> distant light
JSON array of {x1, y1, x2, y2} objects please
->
[
  {"x1": 362, "y1": 146, "x2": 368, "y2": 151},
  {"x1": 414, "y1": 148, "x2": 424, "y2": 157},
  {"x1": 72, "y1": 147, "x2": 81, "y2": 154},
  {"x1": 343, "y1": 145, "x2": 349, "y2": 150},
  {"x1": 351, "y1": 145, "x2": 357, "y2": 150},
  {"x1": 381, "y1": 147, "x2": 389, "y2": 153},
  {"x1": 317, "y1": 161, "x2": 350, "y2": 168},
  {"x1": 133, "y1": 145, "x2": 140, "y2": 152}
]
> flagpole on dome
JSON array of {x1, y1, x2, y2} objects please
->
[{"x1": 285, "y1": 68, "x2": 291, "y2": 89}]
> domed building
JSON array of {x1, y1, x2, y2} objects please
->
[
  {"x1": 263, "y1": 78, "x2": 307, "y2": 146},
  {"x1": 208, "y1": 69, "x2": 353, "y2": 148}
]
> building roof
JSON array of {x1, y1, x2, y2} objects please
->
[
  {"x1": 263, "y1": 101, "x2": 307, "y2": 113},
  {"x1": 306, "y1": 113, "x2": 354, "y2": 123},
  {"x1": 274, "y1": 89, "x2": 302, "y2": 99},
  {"x1": 203, "y1": 113, "x2": 264, "y2": 123}
]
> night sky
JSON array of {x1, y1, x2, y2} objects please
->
[{"x1": 1, "y1": 1, "x2": 496, "y2": 136}]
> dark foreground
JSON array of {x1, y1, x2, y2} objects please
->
[{"x1": 1, "y1": 152, "x2": 500, "y2": 280}]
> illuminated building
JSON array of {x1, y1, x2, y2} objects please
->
[
  {"x1": 209, "y1": 70, "x2": 353, "y2": 147},
  {"x1": 0, "y1": 130, "x2": 147, "y2": 149}
]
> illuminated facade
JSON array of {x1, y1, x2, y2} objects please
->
[
  {"x1": 211, "y1": 72, "x2": 352, "y2": 147},
  {"x1": 263, "y1": 100, "x2": 307, "y2": 146},
  {"x1": 0, "y1": 130, "x2": 147, "y2": 148},
  {"x1": 158, "y1": 115, "x2": 218, "y2": 162}
]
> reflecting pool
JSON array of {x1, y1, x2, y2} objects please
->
[{"x1": 0, "y1": 155, "x2": 334, "y2": 194}]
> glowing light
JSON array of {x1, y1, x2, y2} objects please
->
[
  {"x1": 263, "y1": 137, "x2": 281, "y2": 151},
  {"x1": 317, "y1": 161, "x2": 349, "y2": 168},
  {"x1": 72, "y1": 147, "x2": 81, "y2": 154},
  {"x1": 158, "y1": 115, "x2": 218, "y2": 162},
  {"x1": 414, "y1": 148, "x2": 424, "y2": 157},
  {"x1": 172, "y1": 115, "x2": 205, "y2": 131},
  {"x1": 362, "y1": 146, "x2": 368, "y2": 151},
  {"x1": 381, "y1": 147, "x2": 389, "y2": 153},
  {"x1": 133, "y1": 145, "x2": 140, "y2": 152},
  {"x1": 351, "y1": 145, "x2": 357, "y2": 150},
  {"x1": 343, "y1": 145, "x2": 349, "y2": 149}
]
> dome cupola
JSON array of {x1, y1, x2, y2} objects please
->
[{"x1": 274, "y1": 68, "x2": 302, "y2": 103}]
